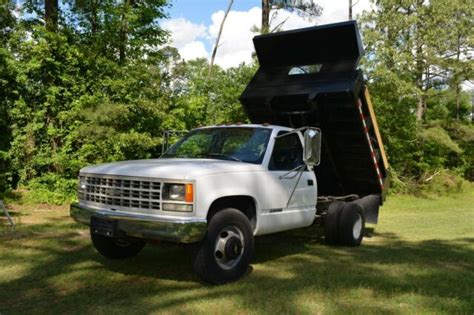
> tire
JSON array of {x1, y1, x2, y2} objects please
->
[
  {"x1": 338, "y1": 202, "x2": 365, "y2": 247},
  {"x1": 324, "y1": 201, "x2": 345, "y2": 245},
  {"x1": 193, "y1": 208, "x2": 254, "y2": 284},
  {"x1": 90, "y1": 230, "x2": 146, "y2": 259}
]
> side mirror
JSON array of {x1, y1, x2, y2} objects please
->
[{"x1": 303, "y1": 128, "x2": 322, "y2": 166}]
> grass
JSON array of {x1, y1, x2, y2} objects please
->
[{"x1": 1, "y1": 186, "x2": 473, "y2": 314}]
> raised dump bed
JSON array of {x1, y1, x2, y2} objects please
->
[{"x1": 240, "y1": 21, "x2": 389, "y2": 204}]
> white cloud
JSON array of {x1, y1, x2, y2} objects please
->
[
  {"x1": 317, "y1": 0, "x2": 372, "y2": 25},
  {"x1": 164, "y1": 1, "x2": 374, "y2": 68},
  {"x1": 162, "y1": 17, "x2": 206, "y2": 48},
  {"x1": 179, "y1": 40, "x2": 209, "y2": 60},
  {"x1": 161, "y1": 18, "x2": 208, "y2": 60},
  {"x1": 207, "y1": 7, "x2": 261, "y2": 68},
  {"x1": 207, "y1": 6, "x2": 317, "y2": 68}
]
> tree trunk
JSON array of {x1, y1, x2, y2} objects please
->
[
  {"x1": 414, "y1": 0, "x2": 425, "y2": 121},
  {"x1": 415, "y1": 94, "x2": 426, "y2": 121},
  {"x1": 262, "y1": 0, "x2": 270, "y2": 34},
  {"x1": 414, "y1": 54, "x2": 426, "y2": 122},
  {"x1": 209, "y1": 0, "x2": 234, "y2": 75},
  {"x1": 119, "y1": 0, "x2": 129, "y2": 64},
  {"x1": 349, "y1": 0, "x2": 352, "y2": 20},
  {"x1": 90, "y1": 0, "x2": 98, "y2": 34},
  {"x1": 455, "y1": 85, "x2": 461, "y2": 121},
  {"x1": 455, "y1": 34, "x2": 461, "y2": 121},
  {"x1": 45, "y1": 0, "x2": 58, "y2": 31}
]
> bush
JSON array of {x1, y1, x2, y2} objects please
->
[
  {"x1": 388, "y1": 168, "x2": 466, "y2": 197},
  {"x1": 21, "y1": 174, "x2": 77, "y2": 205},
  {"x1": 419, "y1": 170, "x2": 466, "y2": 197},
  {"x1": 387, "y1": 169, "x2": 418, "y2": 195}
]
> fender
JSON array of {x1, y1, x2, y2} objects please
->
[{"x1": 195, "y1": 171, "x2": 266, "y2": 221}]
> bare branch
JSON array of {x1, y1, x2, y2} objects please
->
[
  {"x1": 209, "y1": 0, "x2": 234, "y2": 75},
  {"x1": 270, "y1": 16, "x2": 290, "y2": 33}
]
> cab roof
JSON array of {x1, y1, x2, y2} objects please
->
[{"x1": 194, "y1": 124, "x2": 293, "y2": 132}]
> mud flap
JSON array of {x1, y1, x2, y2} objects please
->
[{"x1": 355, "y1": 194, "x2": 381, "y2": 225}]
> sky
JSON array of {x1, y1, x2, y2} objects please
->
[{"x1": 162, "y1": 0, "x2": 373, "y2": 69}]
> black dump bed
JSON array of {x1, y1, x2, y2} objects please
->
[{"x1": 240, "y1": 21, "x2": 389, "y2": 201}]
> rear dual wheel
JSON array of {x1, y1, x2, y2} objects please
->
[{"x1": 324, "y1": 201, "x2": 365, "y2": 246}]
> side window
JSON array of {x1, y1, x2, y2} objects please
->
[{"x1": 269, "y1": 132, "x2": 303, "y2": 171}]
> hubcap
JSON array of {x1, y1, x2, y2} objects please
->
[
  {"x1": 225, "y1": 236, "x2": 243, "y2": 260},
  {"x1": 353, "y1": 214, "x2": 363, "y2": 239},
  {"x1": 214, "y1": 225, "x2": 245, "y2": 270}
]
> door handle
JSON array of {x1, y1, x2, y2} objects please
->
[{"x1": 307, "y1": 179, "x2": 314, "y2": 186}]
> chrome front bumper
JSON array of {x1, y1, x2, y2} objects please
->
[{"x1": 70, "y1": 203, "x2": 207, "y2": 243}]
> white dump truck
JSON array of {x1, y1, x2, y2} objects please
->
[{"x1": 71, "y1": 21, "x2": 389, "y2": 284}]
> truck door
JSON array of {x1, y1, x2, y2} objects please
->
[{"x1": 258, "y1": 131, "x2": 317, "y2": 235}]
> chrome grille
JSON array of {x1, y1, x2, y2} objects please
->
[{"x1": 79, "y1": 175, "x2": 161, "y2": 212}]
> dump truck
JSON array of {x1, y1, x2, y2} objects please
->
[{"x1": 70, "y1": 21, "x2": 389, "y2": 284}]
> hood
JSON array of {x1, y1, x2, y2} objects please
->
[{"x1": 80, "y1": 158, "x2": 265, "y2": 180}]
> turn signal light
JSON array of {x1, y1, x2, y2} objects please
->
[{"x1": 185, "y1": 184, "x2": 194, "y2": 203}]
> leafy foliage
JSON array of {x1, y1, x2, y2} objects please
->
[
  {"x1": 0, "y1": 0, "x2": 472, "y2": 200},
  {"x1": 0, "y1": 0, "x2": 259, "y2": 198},
  {"x1": 361, "y1": 0, "x2": 473, "y2": 187}
]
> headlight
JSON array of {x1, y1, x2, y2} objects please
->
[
  {"x1": 78, "y1": 176, "x2": 86, "y2": 191},
  {"x1": 163, "y1": 183, "x2": 185, "y2": 201},
  {"x1": 162, "y1": 183, "x2": 194, "y2": 212}
]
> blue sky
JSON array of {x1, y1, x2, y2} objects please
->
[
  {"x1": 168, "y1": 0, "x2": 259, "y2": 25},
  {"x1": 162, "y1": 0, "x2": 373, "y2": 68}
]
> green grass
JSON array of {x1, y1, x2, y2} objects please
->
[{"x1": 1, "y1": 186, "x2": 473, "y2": 314}]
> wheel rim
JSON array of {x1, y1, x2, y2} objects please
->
[
  {"x1": 352, "y1": 214, "x2": 363, "y2": 240},
  {"x1": 214, "y1": 225, "x2": 245, "y2": 270}
]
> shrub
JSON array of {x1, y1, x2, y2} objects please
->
[
  {"x1": 21, "y1": 174, "x2": 77, "y2": 205},
  {"x1": 419, "y1": 170, "x2": 466, "y2": 197}
]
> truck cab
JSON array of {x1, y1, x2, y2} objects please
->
[{"x1": 70, "y1": 21, "x2": 389, "y2": 284}]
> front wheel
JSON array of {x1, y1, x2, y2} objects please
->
[
  {"x1": 193, "y1": 208, "x2": 254, "y2": 284},
  {"x1": 90, "y1": 230, "x2": 146, "y2": 259}
]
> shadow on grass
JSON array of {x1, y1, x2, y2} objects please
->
[
  {"x1": 0, "y1": 211, "x2": 23, "y2": 218},
  {"x1": 0, "y1": 222, "x2": 473, "y2": 314}
]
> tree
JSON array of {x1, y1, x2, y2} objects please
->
[
  {"x1": 44, "y1": 0, "x2": 58, "y2": 31},
  {"x1": 261, "y1": 0, "x2": 322, "y2": 34},
  {"x1": 0, "y1": 0, "x2": 16, "y2": 40},
  {"x1": 0, "y1": 0, "x2": 17, "y2": 191},
  {"x1": 349, "y1": 0, "x2": 360, "y2": 20},
  {"x1": 349, "y1": 0, "x2": 352, "y2": 20},
  {"x1": 209, "y1": 0, "x2": 234, "y2": 75},
  {"x1": 361, "y1": 0, "x2": 473, "y2": 122},
  {"x1": 435, "y1": 0, "x2": 474, "y2": 121},
  {"x1": 361, "y1": 0, "x2": 474, "y2": 181},
  {"x1": 22, "y1": 0, "x2": 58, "y2": 30},
  {"x1": 3, "y1": 0, "x2": 171, "y2": 200},
  {"x1": 69, "y1": 0, "x2": 169, "y2": 63},
  {"x1": 261, "y1": 0, "x2": 270, "y2": 33},
  {"x1": 170, "y1": 59, "x2": 257, "y2": 130}
]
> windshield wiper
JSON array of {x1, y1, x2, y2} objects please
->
[{"x1": 206, "y1": 153, "x2": 242, "y2": 162}]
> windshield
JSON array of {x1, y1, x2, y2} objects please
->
[{"x1": 161, "y1": 127, "x2": 272, "y2": 164}]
